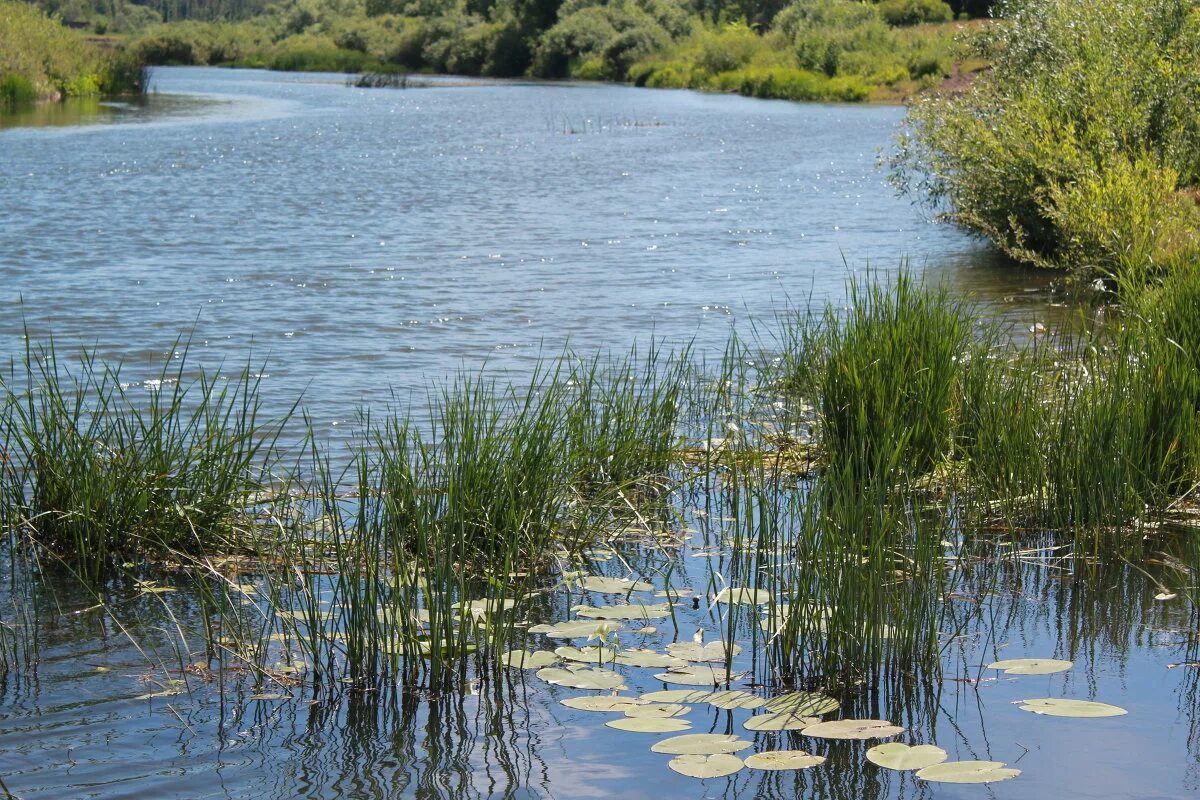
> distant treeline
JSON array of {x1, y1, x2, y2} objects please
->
[{"x1": 27, "y1": 0, "x2": 993, "y2": 103}]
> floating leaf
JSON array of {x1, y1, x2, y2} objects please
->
[
  {"x1": 535, "y1": 665, "x2": 626, "y2": 691},
  {"x1": 987, "y1": 658, "x2": 1072, "y2": 675},
  {"x1": 606, "y1": 717, "x2": 692, "y2": 733},
  {"x1": 452, "y1": 598, "x2": 517, "y2": 616},
  {"x1": 744, "y1": 751, "x2": 826, "y2": 771},
  {"x1": 916, "y1": 761, "x2": 1020, "y2": 784},
  {"x1": 560, "y1": 695, "x2": 649, "y2": 712},
  {"x1": 656, "y1": 588, "x2": 692, "y2": 600},
  {"x1": 635, "y1": 626, "x2": 658, "y2": 634},
  {"x1": 744, "y1": 710, "x2": 819, "y2": 731},
  {"x1": 651, "y1": 734, "x2": 754, "y2": 755},
  {"x1": 1016, "y1": 698, "x2": 1127, "y2": 717},
  {"x1": 641, "y1": 689, "x2": 715, "y2": 704},
  {"x1": 707, "y1": 690, "x2": 766, "y2": 710},
  {"x1": 668, "y1": 753, "x2": 744, "y2": 779},
  {"x1": 577, "y1": 576, "x2": 654, "y2": 594},
  {"x1": 654, "y1": 665, "x2": 740, "y2": 686},
  {"x1": 866, "y1": 743, "x2": 948, "y2": 771},
  {"x1": 574, "y1": 603, "x2": 673, "y2": 621},
  {"x1": 666, "y1": 641, "x2": 742, "y2": 662},
  {"x1": 528, "y1": 620, "x2": 623, "y2": 639},
  {"x1": 624, "y1": 703, "x2": 690, "y2": 719},
  {"x1": 802, "y1": 719, "x2": 904, "y2": 740},
  {"x1": 764, "y1": 691, "x2": 840, "y2": 716},
  {"x1": 248, "y1": 693, "x2": 289, "y2": 701},
  {"x1": 714, "y1": 587, "x2": 772, "y2": 605},
  {"x1": 500, "y1": 650, "x2": 558, "y2": 669},
  {"x1": 555, "y1": 646, "x2": 618, "y2": 664},
  {"x1": 614, "y1": 649, "x2": 688, "y2": 669}
]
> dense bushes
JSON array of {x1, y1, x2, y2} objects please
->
[
  {"x1": 0, "y1": 0, "x2": 144, "y2": 104},
  {"x1": 893, "y1": 0, "x2": 1200, "y2": 284}
]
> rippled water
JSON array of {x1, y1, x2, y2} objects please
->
[
  {"x1": 0, "y1": 67, "x2": 1053, "y2": 433},
  {"x1": 3, "y1": 69, "x2": 1185, "y2": 800}
]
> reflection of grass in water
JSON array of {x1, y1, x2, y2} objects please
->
[{"x1": 2, "y1": 271, "x2": 1200, "y2": 713}]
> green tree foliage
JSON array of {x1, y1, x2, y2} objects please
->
[{"x1": 893, "y1": 0, "x2": 1200, "y2": 283}]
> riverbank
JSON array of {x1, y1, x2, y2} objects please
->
[
  {"x1": 0, "y1": 1, "x2": 144, "y2": 106},
  {"x1": 120, "y1": 2, "x2": 977, "y2": 104}
]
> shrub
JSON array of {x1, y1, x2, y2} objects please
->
[
  {"x1": 876, "y1": 0, "x2": 954, "y2": 26},
  {"x1": 893, "y1": 0, "x2": 1200, "y2": 283}
]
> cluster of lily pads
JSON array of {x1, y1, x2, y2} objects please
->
[{"x1": 496, "y1": 578, "x2": 1130, "y2": 785}]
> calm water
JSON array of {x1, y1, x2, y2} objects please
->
[
  {"x1": 0, "y1": 67, "x2": 1052, "y2": 433},
  {"x1": 3, "y1": 69, "x2": 1187, "y2": 800}
]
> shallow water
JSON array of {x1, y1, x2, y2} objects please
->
[{"x1": 1, "y1": 69, "x2": 1185, "y2": 800}]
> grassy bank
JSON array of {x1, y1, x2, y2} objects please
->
[
  {"x1": 0, "y1": 0, "x2": 145, "y2": 105},
  {"x1": 893, "y1": 0, "x2": 1200, "y2": 285},
  {"x1": 3, "y1": 271, "x2": 1199, "y2": 696},
  {"x1": 108, "y1": 0, "x2": 979, "y2": 103}
]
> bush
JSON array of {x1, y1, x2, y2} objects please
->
[
  {"x1": 876, "y1": 0, "x2": 954, "y2": 26},
  {"x1": 893, "y1": 0, "x2": 1200, "y2": 283}
]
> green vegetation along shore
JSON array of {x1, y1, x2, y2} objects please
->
[
  {"x1": 27, "y1": 0, "x2": 990, "y2": 103},
  {"x1": 895, "y1": 0, "x2": 1200, "y2": 286},
  {"x1": 0, "y1": 0, "x2": 144, "y2": 105}
]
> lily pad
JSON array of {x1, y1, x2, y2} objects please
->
[
  {"x1": 764, "y1": 691, "x2": 840, "y2": 716},
  {"x1": 802, "y1": 719, "x2": 904, "y2": 740},
  {"x1": 605, "y1": 717, "x2": 693, "y2": 733},
  {"x1": 500, "y1": 650, "x2": 558, "y2": 669},
  {"x1": 1016, "y1": 698, "x2": 1127, "y2": 717},
  {"x1": 535, "y1": 665, "x2": 626, "y2": 691},
  {"x1": 528, "y1": 620, "x2": 623, "y2": 639},
  {"x1": 987, "y1": 658, "x2": 1073, "y2": 675},
  {"x1": 744, "y1": 710, "x2": 820, "y2": 731},
  {"x1": 654, "y1": 665, "x2": 740, "y2": 686},
  {"x1": 624, "y1": 703, "x2": 690, "y2": 718},
  {"x1": 555, "y1": 646, "x2": 618, "y2": 664},
  {"x1": 577, "y1": 576, "x2": 655, "y2": 594},
  {"x1": 744, "y1": 751, "x2": 826, "y2": 771},
  {"x1": 666, "y1": 641, "x2": 742, "y2": 662},
  {"x1": 707, "y1": 690, "x2": 766, "y2": 710},
  {"x1": 916, "y1": 761, "x2": 1021, "y2": 784},
  {"x1": 651, "y1": 733, "x2": 754, "y2": 755},
  {"x1": 575, "y1": 603, "x2": 673, "y2": 621},
  {"x1": 714, "y1": 587, "x2": 772, "y2": 605},
  {"x1": 614, "y1": 649, "x2": 688, "y2": 669},
  {"x1": 866, "y1": 743, "x2": 948, "y2": 771},
  {"x1": 560, "y1": 695, "x2": 649, "y2": 712},
  {"x1": 641, "y1": 689, "x2": 715, "y2": 704},
  {"x1": 668, "y1": 753, "x2": 744, "y2": 779}
]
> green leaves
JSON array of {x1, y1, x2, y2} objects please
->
[
  {"x1": 1016, "y1": 698, "x2": 1128, "y2": 717},
  {"x1": 866, "y1": 743, "x2": 948, "y2": 770},
  {"x1": 988, "y1": 658, "x2": 1073, "y2": 675},
  {"x1": 916, "y1": 761, "x2": 1021, "y2": 784}
]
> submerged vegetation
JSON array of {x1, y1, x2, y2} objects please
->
[
  {"x1": 0, "y1": 0, "x2": 145, "y2": 105},
  {"x1": 894, "y1": 0, "x2": 1200, "y2": 284}
]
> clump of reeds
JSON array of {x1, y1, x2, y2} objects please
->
[{"x1": 0, "y1": 340, "x2": 282, "y2": 583}]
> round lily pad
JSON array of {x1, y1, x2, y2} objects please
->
[
  {"x1": 714, "y1": 587, "x2": 772, "y2": 605},
  {"x1": 574, "y1": 603, "x2": 672, "y2": 621},
  {"x1": 916, "y1": 761, "x2": 1021, "y2": 784},
  {"x1": 654, "y1": 665, "x2": 739, "y2": 686},
  {"x1": 1016, "y1": 698, "x2": 1127, "y2": 717},
  {"x1": 560, "y1": 695, "x2": 649, "y2": 712},
  {"x1": 744, "y1": 751, "x2": 826, "y2": 771},
  {"x1": 707, "y1": 690, "x2": 766, "y2": 710},
  {"x1": 576, "y1": 576, "x2": 654, "y2": 593},
  {"x1": 866, "y1": 743, "x2": 948, "y2": 771},
  {"x1": 651, "y1": 733, "x2": 754, "y2": 755},
  {"x1": 668, "y1": 753, "x2": 744, "y2": 779},
  {"x1": 641, "y1": 689, "x2": 714, "y2": 704},
  {"x1": 614, "y1": 649, "x2": 688, "y2": 669},
  {"x1": 802, "y1": 719, "x2": 904, "y2": 740},
  {"x1": 500, "y1": 650, "x2": 558, "y2": 669},
  {"x1": 624, "y1": 703, "x2": 690, "y2": 719},
  {"x1": 987, "y1": 658, "x2": 1073, "y2": 675},
  {"x1": 744, "y1": 710, "x2": 819, "y2": 731},
  {"x1": 605, "y1": 717, "x2": 693, "y2": 733},
  {"x1": 764, "y1": 691, "x2": 840, "y2": 716},
  {"x1": 536, "y1": 665, "x2": 626, "y2": 690},
  {"x1": 555, "y1": 646, "x2": 618, "y2": 664},
  {"x1": 528, "y1": 620, "x2": 623, "y2": 639},
  {"x1": 666, "y1": 641, "x2": 742, "y2": 662}
]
